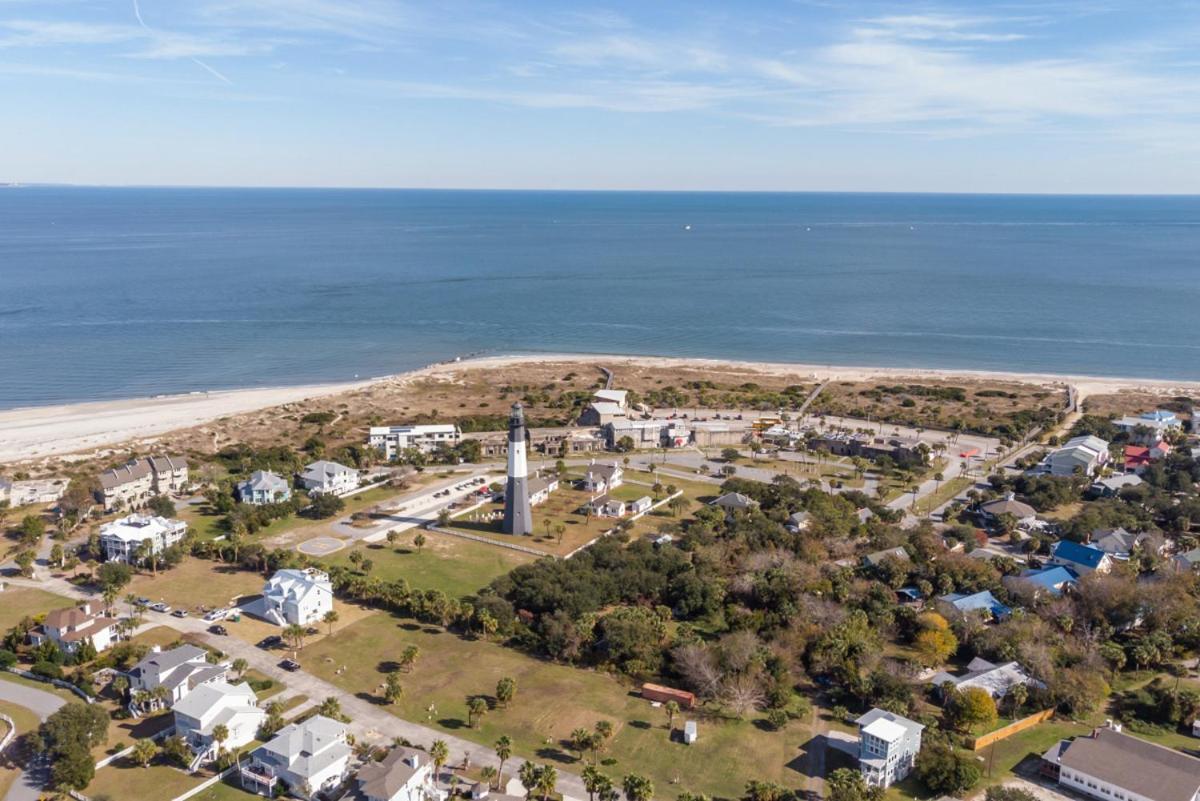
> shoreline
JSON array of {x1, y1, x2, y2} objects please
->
[{"x1": 4, "y1": 352, "x2": 1200, "y2": 465}]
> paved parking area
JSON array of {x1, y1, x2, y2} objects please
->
[{"x1": 297, "y1": 536, "x2": 345, "y2": 556}]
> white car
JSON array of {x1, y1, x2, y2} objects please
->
[
  {"x1": 150, "y1": 602, "x2": 171, "y2": 613},
  {"x1": 203, "y1": 608, "x2": 229, "y2": 622}
]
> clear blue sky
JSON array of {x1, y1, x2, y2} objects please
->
[{"x1": 2, "y1": 1, "x2": 1199, "y2": 192}]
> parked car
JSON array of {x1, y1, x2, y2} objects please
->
[
  {"x1": 150, "y1": 602, "x2": 171, "y2": 613},
  {"x1": 171, "y1": 609, "x2": 188, "y2": 618},
  {"x1": 136, "y1": 597, "x2": 152, "y2": 606},
  {"x1": 208, "y1": 625, "x2": 228, "y2": 635},
  {"x1": 279, "y1": 659, "x2": 301, "y2": 672},
  {"x1": 257, "y1": 635, "x2": 283, "y2": 649},
  {"x1": 203, "y1": 609, "x2": 229, "y2": 622}
]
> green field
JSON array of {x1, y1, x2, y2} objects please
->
[
  {"x1": 125, "y1": 559, "x2": 269, "y2": 612},
  {"x1": 0, "y1": 586, "x2": 78, "y2": 631},
  {"x1": 316, "y1": 531, "x2": 536, "y2": 598},
  {"x1": 299, "y1": 612, "x2": 807, "y2": 799}
]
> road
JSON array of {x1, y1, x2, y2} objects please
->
[{"x1": 0, "y1": 677, "x2": 67, "y2": 801}]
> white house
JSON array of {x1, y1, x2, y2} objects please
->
[
  {"x1": 1113, "y1": 411, "x2": 1181, "y2": 444},
  {"x1": 369, "y1": 425, "x2": 462, "y2": 460},
  {"x1": 586, "y1": 496, "x2": 627, "y2": 518},
  {"x1": 856, "y1": 708, "x2": 924, "y2": 788},
  {"x1": 128, "y1": 644, "x2": 228, "y2": 704},
  {"x1": 299, "y1": 461, "x2": 358, "y2": 496},
  {"x1": 528, "y1": 474, "x2": 559, "y2": 506},
  {"x1": 581, "y1": 461, "x2": 623, "y2": 493},
  {"x1": 99, "y1": 514, "x2": 188, "y2": 564},
  {"x1": 1045, "y1": 436, "x2": 1110, "y2": 478},
  {"x1": 343, "y1": 746, "x2": 447, "y2": 801},
  {"x1": 930, "y1": 657, "x2": 1043, "y2": 700},
  {"x1": 1044, "y1": 723, "x2": 1200, "y2": 801},
  {"x1": 237, "y1": 471, "x2": 292, "y2": 505},
  {"x1": 261, "y1": 568, "x2": 334, "y2": 626},
  {"x1": 30, "y1": 602, "x2": 119, "y2": 655},
  {"x1": 173, "y1": 680, "x2": 264, "y2": 768},
  {"x1": 629, "y1": 496, "x2": 653, "y2": 515},
  {"x1": 2, "y1": 477, "x2": 70, "y2": 507},
  {"x1": 241, "y1": 715, "x2": 352, "y2": 799}
]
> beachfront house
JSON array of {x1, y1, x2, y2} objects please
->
[
  {"x1": 99, "y1": 514, "x2": 188, "y2": 564},
  {"x1": 30, "y1": 602, "x2": 119, "y2": 655},
  {"x1": 342, "y1": 746, "x2": 447, "y2": 801},
  {"x1": 1113, "y1": 410, "x2": 1182, "y2": 445},
  {"x1": 299, "y1": 460, "x2": 358, "y2": 496},
  {"x1": 856, "y1": 708, "x2": 924, "y2": 788},
  {"x1": 0, "y1": 477, "x2": 70, "y2": 507},
  {"x1": 240, "y1": 715, "x2": 351, "y2": 799},
  {"x1": 98, "y1": 455, "x2": 189, "y2": 510},
  {"x1": 173, "y1": 680, "x2": 264, "y2": 769},
  {"x1": 368, "y1": 424, "x2": 462, "y2": 460},
  {"x1": 128, "y1": 644, "x2": 228, "y2": 705},
  {"x1": 259, "y1": 568, "x2": 334, "y2": 626},
  {"x1": 236, "y1": 470, "x2": 292, "y2": 505}
]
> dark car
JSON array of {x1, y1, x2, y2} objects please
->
[
  {"x1": 208, "y1": 625, "x2": 228, "y2": 636},
  {"x1": 279, "y1": 658, "x2": 301, "y2": 672},
  {"x1": 257, "y1": 635, "x2": 283, "y2": 649}
]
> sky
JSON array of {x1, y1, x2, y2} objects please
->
[{"x1": 2, "y1": 0, "x2": 1199, "y2": 192}]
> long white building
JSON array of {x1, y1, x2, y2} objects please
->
[
  {"x1": 1044, "y1": 724, "x2": 1200, "y2": 801},
  {"x1": 369, "y1": 425, "x2": 461, "y2": 460},
  {"x1": 100, "y1": 514, "x2": 188, "y2": 563}
]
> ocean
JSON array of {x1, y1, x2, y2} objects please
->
[{"x1": 2, "y1": 187, "x2": 1199, "y2": 409}]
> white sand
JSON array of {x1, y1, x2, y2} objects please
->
[{"x1": 3, "y1": 353, "x2": 1198, "y2": 464}]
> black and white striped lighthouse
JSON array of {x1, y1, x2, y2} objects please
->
[{"x1": 502, "y1": 402, "x2": 533, "y2": 535}]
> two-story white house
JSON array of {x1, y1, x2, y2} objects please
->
[
  {"x1": 29, "y1": 602, "x2": 119, "y2": 655},
  {"x1": 260, "y1": 568, "x2": 334, "y2": 627},
  {"x1": 342, "y1": 746, "x2": 447, "y2": 801},
  {"x1": 172, "y1": 680, "x2": 264, "y2": 769},
  {"x1": 236, "y1": 470, "x2": 292, "y2": 505},
  {"x1": 99, "y1": 514, "x2": 188, "y2": 564},
  {"x1": 128, "y1": 644, "x2": 228, "y2": 705},
  {"x1": 240, "y1": 715, "x2": 352, "y2": 799},
  {"x1": 299, "y1": 461, "x2": 358, "y2": 496},
  {"x1": 1044, "y1": 436, "x2": 1111, "y2": 478},
  {"x1": 368, "y1": 425, "x2": 462, "y2": 460},
  {"x1": 856, "y1": 708, "x2": 924, "y2": 788},
  {"x1": 581, "y1": 461, "x2": 623, "y2": 493}
]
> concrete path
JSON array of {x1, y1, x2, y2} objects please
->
[{"x1": 0, "y1": 676, "x2": 67, "y2": 801}]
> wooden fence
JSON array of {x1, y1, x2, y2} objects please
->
[{"x1": 968, "y1": 708, "x2": 1055, "y2": 750}]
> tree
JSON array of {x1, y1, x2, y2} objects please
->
[
  {"x1": 414, "y1": 533, "x2": 427, "y2": 553},
  {"x1": 664, "y1": 699, "x2": 680, "y2": 733},
  {"x1": 569, "y1": 728, "x2": 593, "y2": 761},
  {"x1": 49, "y1": 543, "x2": 65, "y2": 568},
  {"x1": 132, "y1": 737, "x2": 157, "y2": 767},
  {"x1": 826, "y1": 768, "x2": 882, "y2": 801},
  {"x1": 430, "y1": 739, "x2": 449, "y2": 784},
  {"x1": 745, "y1": 781, "x2": 786, "y2": 801},
  {"x1": 622, "y1": 773, "x2": 653, "y2": 801},
  {"x1": 915, "y1": 736, "x2": 980, "y2": 795},
  {"x1": 15, "y1": 549, "x2": 36, "y2": 578},
  {"x1": 318, "y1": 696, "x2": 347, "y2": 721},
  {"x1": 582, "y1": 765, "x2": 607, "y2": 801},
  {"x1": 383, "y1": 671, "x2": 404, "y2": 705},
  {"x1": 387, "y1": 529, "x2": 399, "y2": 547},
  {"x1": 496, "y1": 676, "x2": 517, "y2": 708},
  {"x1": 437, "y1": 509, "x2": 451, "y2": 527},
  {"x1": 554, "y1": 522, "x2": 566, "y2": 545},
  {"x1": 536, "y1": 765, "x2": 559, "y2": 801},
  {"x1": 494, "y1": 735, "x2": 512, "y2": 785},
  {"x1": 323, "y1": 609, "x2": 340, "y2": 635},
  {"x1": 985, "y1": 788, "x2": 1039, "y2": 801},
  {"x1": 212, "y1": 723, "x2": 230, "y2": 756},
  {"x1": 284, "y1": 623, "x2": 306, "y2": 650},
  {"x1": 310, "y1": 492, "x2": 345, "y2": 518},
  {"x1": 913, "y1": 612, "x2": 958, "y2": 667},
  {"x1": 147, "y1": 494, "x2": 176, "y2": 517},
  {"x1": 721, "y1": 448, "x2": 741, "y2": 462},
  {"x1": 19, "y1": 514, "x2": 46, "y2": 546},
  {"x1": 479, "y1": 609, "x2": 499, "y2": 641},
  {"x1": 594, "y1": 720, "x2": 614, "y2": 754},
  {"x1": 231, "y1": 658, "x2": 248, "y2": 679},
  {"x1": 946, "y1": 686, "x2": 998, "y2": 732},
  {"x1": 616, "y1": 436, "x2": 636, "y2": 452},
  {"x1": 96, "y1": 561, "x2": 133, "y2": 593},
  {"x1": 401, "y1": 644, "x2": 421, "y2": 672},
  {"x1": 37, "y1": 702, "x2": 110, "y2": 791},
  {"x1": 468, "y1": 695, "x2": 488, "y2": 728}
]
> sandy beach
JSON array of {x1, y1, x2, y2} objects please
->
[{"x1": 3, "y1": 353, "x2": 1200, "y2": 465}]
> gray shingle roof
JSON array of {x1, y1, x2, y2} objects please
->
[{"x1": 1054, "y1": 728, "x2": 1200, "y2": 801}]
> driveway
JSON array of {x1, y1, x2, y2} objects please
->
[{"x1": 0, "y1": 676, "x2": 67, "y2": 801}]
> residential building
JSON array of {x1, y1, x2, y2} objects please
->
[
  {"x1": 1174, "y1": 548, "x2": 1200, "y2": 572},
  {"x1": 368, "y1": 425, "x2": 461, "y2": 460},
  {"x1": 1090, "y1": 527, "x2": 1160, "y2": 560},
  {"x1": 98, "y1": 455, "x2": 189, "y2": 510},
  {"x1": 99, "y1": 514, "x2": 188, "y2": 564},
  {"x1": 579, "y1": 401, "x2": 626, "y2": 427},
  {"x1": 527, "y1": 473, "x2": 559, "y2": 506},
  {"x1": 977, "y1": 493, "x2": 1038, "y2": 529},
  {"x1": 464, "y1": 427, "x2": 604, "y2": 458},
  {"x1": 128, "y1": 644, "x2": 228, "y2": 704},
  {"x1": 786, "y1": 511, "x2": 812, "y2": 532},
  {"x1": 581, "y1": 461, "x2": 623, "y2": 493},
  {"x1": 241, "y1": 715, "x2": 352, "y2": 799},
  {"x1": 1125, "y1": 446, "x2": 1153, "y2": 473},
  {"x1": 260, "y1": 568, "x2": 334, "y2": 627},
  {"x1": 1113, "y1": 410, "x2": 1182, "y2": 444},
  {"x1": 1051, "y1": 540, "x2": 1115, "y2": 575},
  {"x1": 936, "y1": 590, "x2": 1012, "y2": 622},
  {"x1": 930, "y1": 657, "x2": 1043, "y2": 699},
  {"x1": 1009, "y1": 565, "x2": 1079, "y2": 598},
  {"x1": 236, "y1": 471, "x2": 292, "y2": 505},
  {"x1": 1, "y1": 477, "x2": 70, "y2": 507},
  {"x1": 1044, "y1": 436, "x2": 1110, "y2": 478},
  {"x1": 1090, "y1": 474, "x2": 1144, "y2": 498},
  {"x1": 712, "y1": 492, "x2": 758, "y2": 513},
  {"x1": 1042, "y1": 723, "x2": 1200, "y2": 801},
  {"x1": 862, "y1": 546, "x2": 910, "y2": 569},
  {"x1": 856, "y1": 708, "x2": 924, "y2": 788},
  {"x1": 173, "y1": 680, "x2": 264, "y2": 766},
  {"x1": 341, "y1": 746, "x2": 446, "y2": 801},
  {"x1": 629, "y1": 496, "x2": 653, "y2": 515},
  {"x1": 299, "y1": 461, "x2": 358, "y2": 496},
  {"x1": 607, "y1": 419, "x2": 666, "y2": 448},
  {"x1": 586, "y1": 496, "x2": 626, "y2": 518},
  {"x1": 30, "y1": 602, "x2": 118, "y2": 654}
]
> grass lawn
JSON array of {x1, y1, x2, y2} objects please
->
[
  {"x1": 0, "y1": 585, "x2": 78, "y2": 631},
  {"x1": 315, "y1": 531, "x2": 535, "y2": 598},
  {"x1": 447, "y1": 487, "x2": 612, "y2": 557},
  {"x1": 244, "y1": 668, "x2": 285, "y2": 702},
  {"x1": 299, "y1": 613, "x2": 807, "y2": 799},
  {"x1": 125, "y1": 558, "x2": 269, "y2": 613},
  {"x1": 0, "y1": 699, "x2": 42, "y2": 800},
  {"x1": 87, "y1": 756, "x2": 217, "y2": 801},
  {"x1": 912, "y1": 476, "x2": 973, "y2": 516},
  {"x1": 184, "y1": 774, "x2": 266, "y2": 801}
]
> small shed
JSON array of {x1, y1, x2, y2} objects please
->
[{"x1": 684, "y1": 720, "x2": 698, "y2": 744}]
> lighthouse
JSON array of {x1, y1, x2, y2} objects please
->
[{"x1": 502, "y1": 402, "x2": 532, "y2": 535}]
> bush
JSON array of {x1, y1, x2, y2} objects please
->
[
  {"x1": 31, "y1": 660, "x2": 65, "y2": 679},
  {"x1": 0, "y1": 649, "x2": 17, "y2": 668}
]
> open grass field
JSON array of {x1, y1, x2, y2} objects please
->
[
  {"x1": 0, "y1": 585, "x2": 76, "y2": 631},
  {"x1": 125, "y1": 558, "x2": 269, "y2": 613},
  {"x1": 185, "y1": 774, "x2": 266, "y2": 801},
  {"x1": 447, "y1": 486, "x2": 612, "y2": 557},
  {"x1": 315, "y1": 531, "x2": 535, "y2": 598},
  {"x1": 86, "y1": 755, "x2": 219, "y2": 801},
  {"x1": 298, "y1": 613, "x2": 809, "y2": 799}
]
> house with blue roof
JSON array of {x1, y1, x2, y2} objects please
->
[
  {"x1": 1011, "y1": 565, "x2": 1079, "y2": 598},
  {"x1": 936, "y1": 590, "x2": 1012, "y2": 622},
  {"x1": 1050, "y1": 540, "x2": 1114, "y2": 575}
]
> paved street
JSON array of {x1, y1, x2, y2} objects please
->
[{"x1": 0, "y1": 676, "x2": 67, "y2": 801}]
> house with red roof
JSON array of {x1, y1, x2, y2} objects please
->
[{"x1": 1124, "y1": 446, "x2": 1151, "y2": 473}]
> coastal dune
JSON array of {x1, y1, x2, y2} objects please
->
[{"x1": 2, "y1": 353, "x2": 1199, "y2": 465}]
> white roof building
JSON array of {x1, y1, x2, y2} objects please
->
[
  {"x1": 173, "y1": 680, "x2": 264, "y2": 764},
  {"x1": 260, "y1": 568, "x2": 334, "y2": 627},
  {"x1": 592, "y1": 389, "x2": 629, "y2": 408},
  {"x1": 99, "y1": 514, "x2": 188, "y2": 564},
  {"x1": 243, "y1": 715, "x2": 351, "y2": 799},
  {"x1": 1045, "y1": 435, "x2": 1110, "y2": 477},
  {"x1": 856, "y1": 708, "x2": 924, "y2": 789},
  {"x1": 299, "y1": 461, "x2": 358, "y2": 496},
  {"x1": 930, "y1": 657, "x2": 1044, "y2": 699},
  {"x1": 129, "y1": 644, "x2": 228, "y2": 704},
  {"x1": 368, "y1": 424, "x2": 461, "y2": 459}
]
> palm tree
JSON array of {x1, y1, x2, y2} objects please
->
[
  {"x1": 132, "y1": 738, "x2": 157, "y2": 767},
  {"x1": 318, "y1": 696, "x2": 345, "y2": 721},
  {"x1": 430, "y1": 740, "x2": 449, "y2": 786},
  {"x1": 582, "y1": 765, "x2": 605, "y2": 801},
  {"x1": 494, "y1": 736, "x2": 512, "y2": 787},
  {"x1": 231, "y1": 658, "x2": 248, "y2": 679},
  {"x1": 481, "y1": 766, "x2": 498, "y2": 790},
  {"x1": 401, "y1": 644, "x2": 420, "y2": 673},
  {"x1": 519, "y1": 762, "x2": 540, "y2": 799},
  {"x1": 535, "y1": 765, "x2": 558, "y2": 801},
  {"x1": 284, "y1": 623, "x2": 306, "y2": 650},
  {"x1": 384, "y1": 671, "x2": 403, "y2": 705},
  {"x1": 622, "y1": 774, "x2": 653, "y2": 801},
  {"x1": 468, "y1": 696, "x2": 488, "y2": 728},
  {"x1": 212, "y1": 723, "x2": 229, "y2": 758},
  {"x1": 323, "y1": 609, "x2": 339, "y2": 636},
  {"x1": 664, "y1": 700, "x2": 680, "y2": 734}
]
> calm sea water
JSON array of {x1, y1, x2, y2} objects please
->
[{"x1": 2, "y1": 187, "x2": 1199, "y2": 408}]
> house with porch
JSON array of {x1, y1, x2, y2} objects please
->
[
  {"x1": 340, "y1": 746, "x2": 447, "y2": 801},
  {"x1": 172, "y1": 680, "x2": 264, "y2": 769},
  {"x1": 128, "y1": 644, "x2": 228, "y2": 705},
  {"x1": 1051, "y1": 540, "x2": 1115, "y2": 575},
  {"x1": 855, "y1": 708, "x2": 924, "y2": 788},
  {"x1": 237, "y1": 471, "x2": 292, "y2": 505},
  {"x1": 241, "y1": 715, "x2": 352, "y2": 799},
  {"x1": 30, "y1": 602, "x2": 119, "y2": 655}
]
